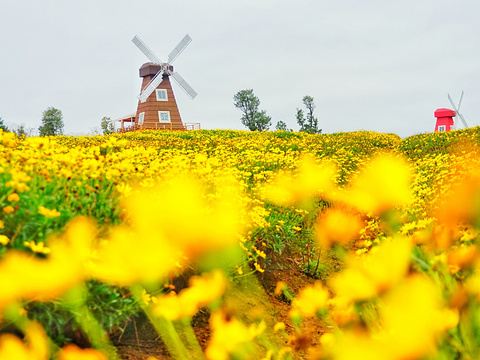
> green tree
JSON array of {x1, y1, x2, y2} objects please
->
[
  {"x1": 296, "y1": 95, "x2": 321, "y2": 134},
  {"x1": 275, "y1": 120, "x2": 288, "y2": 131},
  {"x1": 14, "y1": 124, "x2": 26, "y2": 137},
  {"x1": 233, "y1": 89, "x2": 271, "y2": 131},
  {"x1": 101, "y1": 116, "x2": 115, "y2": 135},
  {"x1": 0, "y1": 117, "x2": 8, "y2": 132},
  {"x1": 39, "y1": 107, "x2": 64, "y2": 136}
]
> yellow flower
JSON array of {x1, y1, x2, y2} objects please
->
[
  {"x1": 331, "y1": 239, "x2": 411, "y2": 303},
  {"x1": 435, "y1": 169, "x2": 480, "y2": 228},
  {"x1": 290, "y1": 282, "x2": 329, "y2": 318},
  {"x1": 274, "y1": 281, "x2": 287, "y2": 296},
  {"x1": 0, "y1": 220, "x2": 3, "y2": 229},
  {"x1": 23, "y1": 241, "x2": 51, "y2": 254},
  {"x1": 141, "y1": 289, "x2": 153, "y2": 305},
  {"x1": 0, "y1": 235, "x2": 9, "y2": 245},
  {"x1": 0, "y1": 217, "x2": 94, "y2": 312},
  {"x1": 206, "y1": 310, "x2": 260, "y2": 360},
  {"x1": 3, "y1": 206, "x2": 15, "y2": 214},
  {"x1": 7, "y1": 193, "x2": 20, "y2": 202},
  {"x1": 38, "y1": 206, "x2": 61, "y2": 218},
  {"x1": 319, "y1": 332, "x2": 335, "y2": 347},
  {"x1": 58, "y1": 344, "x2": 107, "y2": 360},
  {"x1": 379, "y1": 275, "x2": 459, "y2": 359},
  {"x1": 315, "y1": 207, "x2": 363, "y2": 248},
  {"x1": 254, "y1": 262, "x2": 265, "y2": 273},
  {"x1": 341, "y1": 153, "x2": 413, "y2": 215},
  {"x1": 152, "y1": 270, "x2": 227, "y2": 320},
  {"x1": 263, "y1": 155, "x2": 337, "y2": 205},
  {"x1": 273, "y1": 322, "x2": 286, "y2": 333},
  {"x1": 0, "y1": 322, "x2": 48, "y2": 360}
]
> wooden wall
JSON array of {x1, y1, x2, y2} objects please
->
[{"x1": 135, "y1": 70, "x2": 185, "y2": 130}]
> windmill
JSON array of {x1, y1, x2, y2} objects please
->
[
  {"x1": 448, "y1": 91, "x2": 469, "y2": 129},
  {"x1": 132, "y1": 34, "x2": 197, "y2": 130}
]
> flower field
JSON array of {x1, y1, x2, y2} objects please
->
[{"x1": 1, "y1": 127, "x2": 480, "y2": 359}]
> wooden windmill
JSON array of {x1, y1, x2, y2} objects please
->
[{"x1": 132, "y1": 34, "x2": 197, "y2": 130}]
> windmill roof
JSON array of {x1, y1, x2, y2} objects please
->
[{"x1": 113, "y1": 113, "x2": 136, "y2": 122}]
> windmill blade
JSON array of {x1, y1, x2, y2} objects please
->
[
  {"x1": 447, "y1": 94, "x2": 458, "y2": 112},
  {"x1": 132, "y1": 35, "x2": 162, "y2": 64},
  {"x1": 171, "y1": 71, "x2": 197, "y2": 99},
  {"x1": 138, "y1": 70, "x2": 164, "y2": 103},
  {"x1": 447, "y1": 93, "x2": 469, "y2": 129},
  {"x1": 457, "y1": 90, "x2": 464, "y2": 110},
  {"x1": 168, "y1": 34, "x2": 192, "y2": 64},
  {"x1": 457, "y1": 112, "x2": 469, "y2": 128}
]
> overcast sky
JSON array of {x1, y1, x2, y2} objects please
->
[{"x1": 1, "y1": 0, "x2": 479, "y2": 137}]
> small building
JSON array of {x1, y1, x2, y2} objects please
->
[{"x1": 434, "y1": 108, "x2": 456, "y2": 132}]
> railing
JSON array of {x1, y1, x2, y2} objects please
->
[{"x1": 117, "y1": 122, "x2": 201, "y2": 133}]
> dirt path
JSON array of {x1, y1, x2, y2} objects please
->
[{"x1": 114, "y1": 265, "x2": 328, "y2": 360}]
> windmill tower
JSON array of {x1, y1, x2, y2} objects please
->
[{"x1": 132, "y1": 34, "x2": 197, "y2": 130}]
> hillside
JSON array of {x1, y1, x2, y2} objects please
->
[{"x1": 1, "y1": 127, "x2": 480, "y2": 359}]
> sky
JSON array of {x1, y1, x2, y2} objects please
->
[{"x1": 0, "y1": 0, "x2": 479, "y2": 138}]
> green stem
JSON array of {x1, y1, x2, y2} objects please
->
[
  {"x1": 62, "y1": 287, "x2": 120, "y2": 360},
  {"x1": 130, "y1": 284, "x2": 203, "y2": 359}
]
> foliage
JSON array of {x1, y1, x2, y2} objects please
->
[
  {"x1": 0, "y1": 117, "x2": 8, "y2": 132},
  {"x1": 38, "y1": 107, "x2": 64, "y2": 136},
  {"x1": 296, "y1": 95, "x2": 321, "y2": 134},
  {"x1": 275, "y1": 120, "x2": 288, "y2": 131},
  {"x1": 100, "y1": 116, "x2": 115, "y2": 135},
  {"x1": 233, "y1": 89, "x2": 271, "y2": 131}
]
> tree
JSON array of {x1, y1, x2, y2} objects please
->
[
  {"x1": 275, "y1": 120, "x2": 288, "y2": 131},
  {"x1": 296, "y1": 95, "x2": 321, "y2": 134},
  {"x1": 0, "y1": 117, "x2": 8, "y2": 132},
  {"x1": 233, "y1": 89, "x2": 271, "y2": 131},
  {"x1": 39, "y1": 107, "x2": 64, "y2": 136},
  {"x1": 100, "y1": 116, "x2": 115, "y2": 135},
  {"x1": 14, "y1": 124, "x2": 26, "y2": 137}
]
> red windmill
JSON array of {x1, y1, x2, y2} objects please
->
[
  {"x1": 434, "y1": 108, "x2": 456, "y2": 132},
  {"x1": 131, "y1": 35, "x2": 198, "y2": 130}
]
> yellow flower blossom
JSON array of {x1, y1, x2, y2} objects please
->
[
  {"x1": 341, "y1": 153, "x2": 413, "y2": 214},
  {"x1": 263, "y1": 155, "x2": 337, "y2": 205},
  {"x1": 206, "y1": 310, "x2": 262, "y2": 360},
  {"x1": 315, "y1": 207, "x2": 363, "y2": 248},
  {"x1": 0, "y1": 322, "x2": 48, "y2": 360},
  {"x1": 254, "y1": 262, "x2": 265, "y2": 273},
  {"x1": 23, "y1": 241, "x2": 51, "y2": 254},
  {"x1": 7, "y1": 193, "x2": 20, "y2": 202},
  {"x1": 331, "y1": 239, "x2": 411, "y2": 303},
  {"x1": 290, "y1": 282, "x2": 330, "y2": 318},
  {"x1": 152, "y1": 270, "x2": 227, "y2": 320},
  {"x1": 3, "y1": 206, "x2": 15, "y2": 214},
  {"x1": 0, "y1": 217, "x2": 95, "y2": 311},
  {"x1": 89, "y1": 176, "x2": 244, "y2": 286},
  {"x1": 58, "y1": 344, "x2": 107, "y2": 360},
  {"x1": 0, "y1": 235, "x2": 9, "y2": 245},
  {"x1": 273, "y1": 322, "x2": 286, "y2": 333},
  {"x1": 38, "y1": 206, "x2": 61, "y2": 218}
]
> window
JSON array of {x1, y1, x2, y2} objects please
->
[
  {"x1": 156, "y1": 89, "x2": 168, "y2": 101},
  {"x1": 158, "y1": 111, "x2": 171, "y2": 123},
  {"x1": 138, "y1": 112, "x2": 145, "y2": 125},
  {"x1": 437, "y1": 125, "x2": 446, "y2": 132}
]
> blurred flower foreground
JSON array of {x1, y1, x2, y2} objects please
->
[{"x1": 1, "y1": 127, "x2": 480, "y2": 359}]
